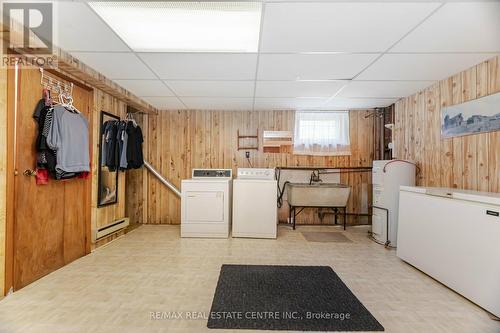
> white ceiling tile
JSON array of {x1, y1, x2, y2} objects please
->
[
  {"x1": 339, "y1": 80, "x2": 435, "y2": 98},
  {"x1": 260, "y1": 2, "x2": 441, "y2": 52},
  {"x1": 141, "y1": 97, "x2": 185, "y2": 110},
  {"x1": 324, "y1": 98, "x2": 398, "y2": 110},
  {"x1": 55, "y1": 2, "x2": 129, "y2": 52},
  {"x1": 255, "y1": 80, "x2": 346, "y2": 98},
  {"x1": 166, "y1": 81, "x2": 254, "y2": 97},
  {"x1": 114, "y1": 80, "x2": 174, "y2": 97},
  {"x1": 392, "y1": 2, "x2": 500, "y2": 52},
  {"x1": 357, "y1": 53, "x2": 495, "y2": 81},
  {"x1": 71, "y1": 52, "x2": 156, "y2": 79},
  {"x1": 254, "y1": 97, "x2": 328, "y2": 110},
  {"x1": 258, "y1": 54, "x2": 378, "y2": 80},
  {"x1": 139, "y1": 53, "x2": 258, "y2": 80},
  {"x1": 181, "y1": 97, "x2": 254, "y2": 110}
]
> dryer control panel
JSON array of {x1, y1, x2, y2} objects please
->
[{"x1": 192, "y1": 169, "x2": 232, "y2": 179}]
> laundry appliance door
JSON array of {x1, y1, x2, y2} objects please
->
[{"x1": 184, "y1": 191, "x2": 225, "y2": 222}]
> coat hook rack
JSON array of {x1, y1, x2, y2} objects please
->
[{"x1": 39, "y1": 67, "x2": 73, "y2": 96}]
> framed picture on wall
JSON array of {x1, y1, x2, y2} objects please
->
[{"x1": 441, "y1": 92, "x2": 500, "y2": 138}]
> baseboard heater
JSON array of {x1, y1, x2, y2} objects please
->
[{"x1": 93, "y1": 217, "x2": 130, "y2": 242}]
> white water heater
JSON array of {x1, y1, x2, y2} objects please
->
[{"x1": 372, "y1": 160, "x2": 416, "y2": 247}]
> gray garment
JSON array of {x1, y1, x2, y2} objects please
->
[
  {"x1": 46, "y1": 105, "x2": 90, "y2": 173},
  {"x1": 119, "y1": 129, "x2": 128, "y2": 169}
]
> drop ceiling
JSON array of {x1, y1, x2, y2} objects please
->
[{"x1": 56, "y1": 1, "x2": 500, "y2": 111}]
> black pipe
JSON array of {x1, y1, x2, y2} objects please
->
[
  {"x1": 275, "y1": 168, "x2": 290, "y2": 208},
  {"x1": 278, "y1": 222, "x2": 373, "y2": 226},
  {"x1": 276, "y1": 166, "x2": 372, "y2": 171},
  {"x1": 288, "y1": 205, "x2": 348, "y2": 230},
  {"x1": 319, "y1": 211, "x2": 371, "y2": 217},
  {"x1": 316, "y1": 169, "x2": 372, "y2": 174}
]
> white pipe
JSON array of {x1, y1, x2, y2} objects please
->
[{"x1": 144, "y1": 161, "x2": 181, "y2": 197}]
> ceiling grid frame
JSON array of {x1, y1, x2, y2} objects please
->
[
  {"x1": 348, "y1": 2, "x2": 447, "y2": 81},
  {"x1": 59, "y1": 1, "x2": 500, "y2": 110},
  {"x1": 251, "y1": 1, "x2": 267, "y2": 111},
  {"x1": 84, "y1": 1, "x2": 189, "y2": 109}
]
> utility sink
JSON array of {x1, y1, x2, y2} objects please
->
[{"x1": 287, "y1": 183, "x2": 351, "y2": 207}]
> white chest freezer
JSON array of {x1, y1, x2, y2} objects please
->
[{"x1": 397, "y1": 186, "x2": 500, "y2": 317}]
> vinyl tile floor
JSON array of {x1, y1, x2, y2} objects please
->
[{"x1": 0, "y1": 225, "x2": 498, "y2": 333}]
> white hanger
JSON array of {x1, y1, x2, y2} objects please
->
[
  {"x1": 58, "y1": 91, "x2": 80, "y2": 114},
  {"x1": 126, "y1": 112, "x2": 137, "y2": 127}
]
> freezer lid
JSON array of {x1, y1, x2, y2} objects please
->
[
  {"x1": 400, "y1": 186, "x2": 500, "y2": 206},
  {"x1": 400, "y1": 185, "x2": 426, "y2": 194},
  {"x1": 452, "y1": 191, "x2": 500, "y2": 206}
]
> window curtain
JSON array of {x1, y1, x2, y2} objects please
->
[{"x1": 293, "y1": 111, "x2": 351, "y2": 156}]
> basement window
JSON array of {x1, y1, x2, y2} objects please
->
[{"x1": 293, "y1": 111, "x2": 351, "y2": 156}]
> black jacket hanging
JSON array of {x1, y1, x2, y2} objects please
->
[
  {"x1": 126, "y1": 122, "x2": 144, "y2": 169},
  {"x1": 33, "y1": 99, "x2": 57, "y2": 176},
  {"x1": 101, "y1": 120, "x2": 120, "y2": 171}
]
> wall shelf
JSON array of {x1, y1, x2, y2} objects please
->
[
  {"x1": 263, "y1": 130, "x2": 293, "y2": 153},
  {"x1": 237, "y1": 129, "x2": 259, "y2": 151}
]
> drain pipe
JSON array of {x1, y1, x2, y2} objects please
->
[{"x1": 144, "y1": 161, "x2": 181, "y2": 197}]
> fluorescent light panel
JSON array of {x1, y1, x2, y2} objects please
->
[{"x1": 89, "y1": 2, "x2": 262, "y2": 52}]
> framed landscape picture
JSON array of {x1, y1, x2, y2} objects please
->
[{"x1": 441, "y1": 92, "x2": 500, "y2": 138}]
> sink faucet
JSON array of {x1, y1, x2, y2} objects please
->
[{"x1": 309, "y1": 169, "x2": 322, "y2": 185}]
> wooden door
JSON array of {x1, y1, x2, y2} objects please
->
[{"x1": 10, "y1": 68, "x2": 92, "y2": 290}]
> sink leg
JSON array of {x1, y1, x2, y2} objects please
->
[
  {"x1": 292, "y1": 207, "x2": 296, "y2": 230},
  {"x1": 343, "y1": 207, "x2": 347, "y2": 230},
  {"x1": 333, "y1": 208, "x2": 338, "y2": 225}
]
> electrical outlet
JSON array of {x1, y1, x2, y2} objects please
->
[{"x1": 245, "y1": 151, "x2": 250, "y2": 158}]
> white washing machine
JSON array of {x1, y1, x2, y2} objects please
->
[
  {"x1": 181, "y1": 169, "x2": 232, "y2": 238},
  {"x1": 232, "y1": 168, "x2": 277, "y2": 239}
]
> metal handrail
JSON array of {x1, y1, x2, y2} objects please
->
[{"x1": 144, "y1": 161, "x2": 181, "y2": 197}]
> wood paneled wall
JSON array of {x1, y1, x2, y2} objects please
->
[
  {"x1": 125, "y1": 114, "x2": 147, "y2": 226},
  {"x1": 0, "y1": 68, "x2": 7, "y2": 296},
  {"x1": 0, "y1": 73, "x2": 131, "y2": 294},
  {"x1": 128, "y1": 109, "x2": 374, "y2": 225},
  {"x1": 393, "y1": 55, "x2": 500, "y2": 192},
  {"x1": 0, "y1": 74, "x2": 129, "y2": 265}
]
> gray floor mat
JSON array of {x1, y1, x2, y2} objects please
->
[{"x1": 301, "y1": 231, "x2": 353, "y2": 243}]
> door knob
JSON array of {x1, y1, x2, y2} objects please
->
[{"x1": 23, "y1": 169, "x2": 37, "y2": 177}]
